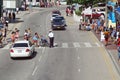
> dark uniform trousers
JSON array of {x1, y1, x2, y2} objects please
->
[{"x1": 49, "y1": 37, "x2": 54, "y2": 47}]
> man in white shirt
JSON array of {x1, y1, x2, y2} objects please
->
[{"x1": 48, "y1": 30, "x2": 54, "y2": 48}]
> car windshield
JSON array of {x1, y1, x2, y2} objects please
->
[
  {"x1": 56, "y1": 16, "x2": 64, "y2": 20},
  {"x1": 53, "y1": 18, "x2": 63, "y2": 23},
  {"x1": 52, "y1": 14, "x2": 58, "y2": 17},
  {"x1": 13, "y1": 43, "x2": 28, "y2": 47},
  {"x1": 52, "y1": 11, "x2": 61, "y2": 15}
]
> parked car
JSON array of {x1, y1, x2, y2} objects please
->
[
  {"x1": 51, "y1": 14, "x2": 59, "y2": 21},
  {"x1": 51, "y1": 18, "x2": 67, "y2": 30},
  {"x1": 52, "y1": 10, "x2": 61, "y2": 15},
  {"x1": 10, "y1": 40, "x2": 35, "y2": 59}
]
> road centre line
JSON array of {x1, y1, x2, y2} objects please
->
[
  {"x1": 78, "y1": 56, "x2": 80, "y2": 60},
  {"x1": 38, "y1": 47, "x2": 45, "y2": 61},
  {"x1": 39, "y1": 56, "x2": 42, "y2": 62},
  {"x1": 78, "y1": 69, "x2": 81, "y2": 72},
  {"x1": 42, "y1": 47, "x2": 45, "y2": 53},
  {"x1": 32, "y1": 66, "x2": 38, "y2": 76}
]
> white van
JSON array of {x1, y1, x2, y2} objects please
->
[{"x1": 92, "y1": 7, "x2": 106, "y2": 16}]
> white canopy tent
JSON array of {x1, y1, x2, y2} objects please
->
[{"x1": 82, "y1": 7, "x2": 92, "y2": 15}]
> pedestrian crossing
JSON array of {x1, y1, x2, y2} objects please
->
[
  {"x1": 1, "y1": 42, "x2": 102, "y2": 50},
  {"x1": 55, "y1": 42, "x2": 102, "y2": 48}
]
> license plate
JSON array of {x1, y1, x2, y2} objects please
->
[
  {"x1": 57, "y1": 27, "x2": 60, "y2": 28},
  {"x1": 18, "y1": 50, "x2": 22, "y2": 53}
]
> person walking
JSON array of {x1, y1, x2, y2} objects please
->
[
  {"x1": 16, "y1": 7, "x2": 19, "y2": 14},
  {"x1": 104, "y1": 30, "x2": 109, "y2": 46},
  {"x1": 12, "y1": 11, "x2": 16, "y2": 22},
  {"x1": 24, "y1": 29, "x2": 29, "y2": 40},
  {"x1": 116, "y1": 34, "x2": 120, "y2": 61},
  {"x1": 66, "y1": 7, "x2": 69, "y2": 16},
  {"x1": 27, "y1": 28, "x2": 32, "y2": 37},
  {"x1": 2, "y1": 28, "x2": 7, "y2": 44},
  {"x1": 5, "y1": 20, "x2": 9, "y2": 30},
  {"x1": 11, "y1": 31, "x2": 15, "y2": 44},
  {"x1": 48, "y1": 30, "x2": 54, "y2": 48},
  {"x1": 8, "y1": 11, "x2": 12, "y2": 22},
  {"x1": 15, "y1": 30, "x2": 19, "y2": 41}
]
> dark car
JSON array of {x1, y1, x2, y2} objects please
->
[
  {"x1": 55, "y1": 16, "x2": 65, "y2": 21},
  {"x1": 52, "y1": 10, "x2": 61, "y2": 15},
  {"x1": 51, "y1": 18, "x2": 67, "y2": 30}
]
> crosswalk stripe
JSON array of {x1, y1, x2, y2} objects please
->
[
  {"x1": 84, "y1": 42, "x2": 92, "y2": 47},
  {"x1": 0, "y1": 42, "x2": 101, "y2": 50},
  {"x1": 62, "y1": 43, "x2": 68, "y2": 48},
  {"x1": 73, "y1": 42, "x2": 80, "y2": 48}
]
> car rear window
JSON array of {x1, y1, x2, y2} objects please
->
[
  {"x1": 52, "y1": 15, "x2": 58, "y2": 17},
  {"x1": 13, "y1": 43, "x2": 28, "y2": 47},
  {"x1": 53, "y1": 18, "x2": 62, "y2": 22}
]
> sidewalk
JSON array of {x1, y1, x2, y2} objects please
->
[
  {"x1": 6, "y1": 11, "x2": 28, "y2": 38},
  {"x1": 72, "y1": 12, "x2": 120, "y2": 75}
]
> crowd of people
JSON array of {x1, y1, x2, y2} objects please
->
[
  {"x1": 66, "y1": 6, "x2": 74, "y2": 16},
  {"x1": 0, "y1": 8, "x2": 19, "y2": 47},
  {"x1": 79, "y1": 14, "x2": 120, "y2": 61},
  {"x1": 9, "y1": 27, "x2": 54, "y2": 48}
]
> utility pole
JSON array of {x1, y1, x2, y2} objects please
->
[{"x1": 0, "y1": 0, "x2": 3, "y2": 17}]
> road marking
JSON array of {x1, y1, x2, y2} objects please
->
[
  {"x1": 84, "y1": 42, "x2": 92, "y2": 47},
  {"x1": 39, "y1": 56, "x2": 42, "y2": 62},
  {"x1": 95, "y1": 42, "x2": 100, "y2": 47},
  {"x1": 78, "y1": 56, "x2": 80, "y2": 60},
  {"x1": 62, "y1": 43, "x2": 68, "y2": 48},
  {"x1": 42, "y1": 47, "x2": 45, "y2": 53},
  {"x1": 78, "y1": 69, "x2": 81, "y2": 72},
  {"x1": 73, "y1": 42, "x2": 80, "y2": 48},
  {"x1": 32, "y1": 66, "x2": 38, "y2": 76}
]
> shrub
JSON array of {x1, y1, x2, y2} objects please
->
[{"x1": 75, "y1": 10, "x2": 81, "y2": 16}]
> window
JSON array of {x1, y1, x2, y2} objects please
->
[{"x1": 13, "y1": 43, "x2": 28, "y2": 47}]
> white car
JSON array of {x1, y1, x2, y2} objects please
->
[
  {"x1": 10, "y1": 40, "x2": 35, "y2": 59},
  {"x1": 51, "y1": 14, "x2": 59, "y2": 21}
]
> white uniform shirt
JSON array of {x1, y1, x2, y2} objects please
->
[{"x1": 48, "y1": 32, "x2": 54, "y2": 38}]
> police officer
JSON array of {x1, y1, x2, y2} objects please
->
[{"x1": 48, "y1": 30, "x2": 54, "y2": 48}]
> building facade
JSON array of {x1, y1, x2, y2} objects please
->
[{"x1": 3, "y1": 0, "x2": 22, "y2": 10}]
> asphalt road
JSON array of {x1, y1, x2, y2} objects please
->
[{"x1": 0, "y1": 6, "x2": 119, "y2": 80}]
